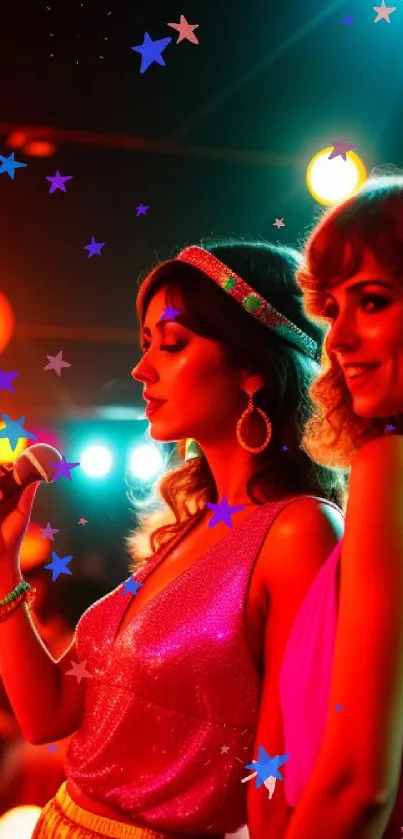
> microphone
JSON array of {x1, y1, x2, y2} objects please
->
[{"x1": 0, "y1": 444, "x2": 63, "y2": 502}]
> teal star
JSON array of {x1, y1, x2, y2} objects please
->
[{"x1": 0, "y1": 414, "x2": 37, "y2": 452}]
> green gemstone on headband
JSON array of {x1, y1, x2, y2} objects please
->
[
  {"x1": 222, "y1": 274, "x2": 237, "y2": 291},
  {"x1": 243, "y1": 294, "x2": 261, "y2": 313}
]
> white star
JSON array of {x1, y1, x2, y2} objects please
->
[{"x1": 373, "y1": 0, "x2": 396, "y2": 22}]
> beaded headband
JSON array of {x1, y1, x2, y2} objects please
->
[{"x1": 176, "y1": 246, "x2": 318, "y2": 360}]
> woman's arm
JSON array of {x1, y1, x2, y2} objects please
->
[{"x1": 283, "y1": 435, "x2": 403, "y2": 839}]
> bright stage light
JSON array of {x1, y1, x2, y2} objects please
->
[
  {"x1": 128, "y1": 443, "x2": 164, "y2": 481},
  {"x1": 80, "y1": 444, "x2": 113, "y2": 478},
  {"x1": 307, "y1": 146, "x2": 367, "y2": 206},
  {"x1": 0, "y1": 805, "x2": 42, "y2": 838}
]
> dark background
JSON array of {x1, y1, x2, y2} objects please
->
[{"x1": 0, "y1": 0, "x2": 402, "y2": 596}]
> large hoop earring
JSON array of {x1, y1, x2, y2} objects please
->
[{"x1": 236, "y1": 391, "x2": 272, "y2": 453}]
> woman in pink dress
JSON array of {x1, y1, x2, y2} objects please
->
[
  {"x1": 280, "y1": 174, "x2": 403, "y2": 838},
  {"x1": 0, "y1": 239, "x2": 346, "y2": 839}
]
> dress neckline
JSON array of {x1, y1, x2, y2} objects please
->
[{"x1": 113, "y1": 499, "x2": 277, "y2": 644}]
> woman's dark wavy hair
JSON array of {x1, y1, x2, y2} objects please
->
[
  {"x1": 126, "y1": 237, "x2": 349, "y2": 573},
  {"x1": 298, "y1": 170, "x2": 403, "y2": 469}
]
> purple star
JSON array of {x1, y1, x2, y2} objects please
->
[
  {"x1": 50, "y1": 456, "x2": 80, "y2": 481},
  {"x1": 328, "y1": 140, "x2": 357, "y2": 161},
  {"x1": 136, "y1": 204, "x2": 150, "y2": 216},
  {"x1": 131, "y1": 32, "x2": 172, "y2": 74},
  {"x1": 159, "y1": 305, "x2": 182, "y2": 321},
  {"x1": 121, "y1": 577, "x2": 144, "y2": 596},
  {"x1": 84, "y1": 236, "x2": 106, "y2": 258},
  {"x1": 44, "y1": 551, "x2": 73, "y2": 582},
  {"x1": 0, "y1": 366, "x2": 19, "y2": 394},
  {"x1": 384, "y1": 423, "x2": 396, "y2": 433},
  {"x1": 46, "y1": 170, "x2": 73, "y2": 193},
  {"x1": 40, "y1": 522, "x2": 59, "y2": 541},
  {"x1": 206, "y1": 496, "x2": 245, "y2": 528}
]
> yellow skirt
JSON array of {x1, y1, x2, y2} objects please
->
[{"x1": 31, "y1": 781, "x2": 184, "y2": 839}]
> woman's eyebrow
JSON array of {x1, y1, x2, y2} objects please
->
[
  {"x1": 325, "y1": 279, "x2": 396, "y2": 300},
  {"x1": 141, "y1": 318, "x2": 175, "y2": 337}
]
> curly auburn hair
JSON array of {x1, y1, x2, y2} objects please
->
[
  {"x1": 298, "y1": 173, "x2": 403, "y2": 469},
  {"x1": 126, "y1": 238, "x2": 348, "y2": 573}
]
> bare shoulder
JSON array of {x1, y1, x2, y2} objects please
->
[
  {"x1": 259, "y1": 496, "x2": 344, "y2": 592},
  {"x1": 354, "y1": 433, "x2": 403, "y2": 467},
  {"x1": 271, "y1": 496, "x2": 345, "y2": 537}
]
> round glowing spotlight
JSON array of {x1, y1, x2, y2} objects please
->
[
  {"x1": 128, "y1": 443, "x2": 164, "y2": 481},
  {"x1": 0, "y1": 804, "x2": 42, "y2": 838},
  {"x1": 307, "y1": 146, "x2": 367, "y2": 206},
  {"x1": 80, "y1": 444, "x2": 113, "y2": 478}
]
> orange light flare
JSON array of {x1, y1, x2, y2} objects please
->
[{"x1": 0, "y1": 293, "x2": 15, "y2": 355}]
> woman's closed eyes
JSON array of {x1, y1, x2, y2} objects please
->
[{"x1": 140, "y1": 343, "x2": 184, "y2": 354}]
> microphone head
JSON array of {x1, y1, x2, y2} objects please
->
[{"x1": 13, "y1": 444, "x2": 63, "y2": 488}]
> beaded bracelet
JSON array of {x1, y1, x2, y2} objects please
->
[{"x1": 0, "y1": 581, "x2": 35, "y2": 623}]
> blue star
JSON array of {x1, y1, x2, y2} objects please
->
[
  {"x1": 121, "y1": 577, "x2": 144, "y2": 596},
  {"x1": 84, "y1": 236, "x2": 106, "y2": 258},
  {"x1": 159, "y1": 305, "x2": 182, "y2": 322},
  {"x1": 245, "y1": 746, "x2": 290, "y2": 788},
  {"x1": 0, "y1": 152, "x2": 27, "y2": 180},
  {"x1": 0, "y1": 415, "x2": 37, "y2": 452},
  {"x1": 44, "y1": 552, "x2": 73, "y2": 582},
  {"x1": 0, "y1": 367, "x2": 19, "y2": 393},
  {"x1": 336, "y1": 703, "x2": 343, "y2": 711},
  {"x1": 206, "y1": 496, "x2": 245, "y2": 528},
  {"x1": 131, "y1": 32, "x2": 172, "y2": 74}
]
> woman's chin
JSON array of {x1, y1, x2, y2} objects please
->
[
  {"x1": 352, "y1": 402, "x2": 400, "y2": 420},
  {"x1": 148, "y1": 424, "x2": 181, "y2": 443}
]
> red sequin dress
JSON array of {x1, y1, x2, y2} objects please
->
[{"x1": 65, "y1": 496, "x2": 337, "y2": 834}]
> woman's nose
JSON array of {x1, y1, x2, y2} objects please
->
[{"x1": 326, "y1": 314, "x2": 358, "y2": 355}]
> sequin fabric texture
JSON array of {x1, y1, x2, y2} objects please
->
[{"x1": 65, "y1": 497, "x2": 311, "y2": 834}]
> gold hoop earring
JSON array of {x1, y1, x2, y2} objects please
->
[{"x1": 236, "y1": 392, "x2": 272, "y2": 453}]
